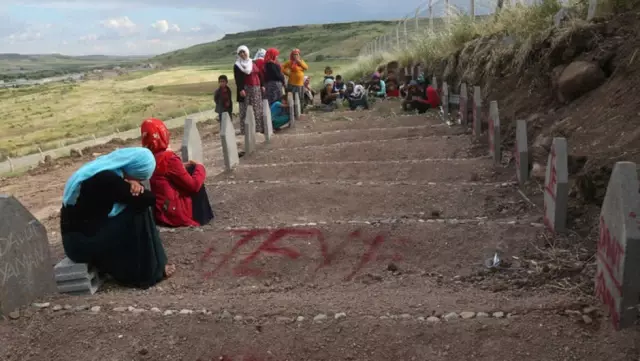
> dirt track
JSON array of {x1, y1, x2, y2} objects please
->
[{"x1": 1, "y1": 102, "x2": 639, "y2": 360}]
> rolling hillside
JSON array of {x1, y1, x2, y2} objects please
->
[{"x1": 152, "y1": 21, "x2": 396, "y2": 65}]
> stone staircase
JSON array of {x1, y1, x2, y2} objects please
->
[{"x1": 2, "y1": 104, "x2": 637, "y2": 361}]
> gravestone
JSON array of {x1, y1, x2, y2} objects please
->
[
  {"x1": 432, "y1": 76, "x2": 438, "y2": 92},
  {"x1": 180, "y1": 118, "x2": 203, "y2": 164},
  {"x1": 294, "y1": 92, "x2": 301, "y2": 119},
  {"x1": 473, "y1": 86, "x2": 482, "y2": 139},
  {"x1": 220, "y1": 112, "x2": 239, "y2": 171},
  {"x1": 244, "y1": 106, "x2": 256, "y2": 155},
  {"x1": 596, "y1": 161, "x2": 640, "y2": 330},
  {"x1": 515, "y1": 119, "x2": 529, "y2": 184},
  {"x1": 488, "y1": 101, "x2": 501, "y2": 164},
  {"x1": 543, "y1": 137, "x2": 569, "y2": 233},
  {"x1": 460, "y1": 83, "x2": 468, "y2": 126},
  {"x1": 441, "y1": 82, "x2": 449, "y2": 120},
  {"x1": 262, "y1": 99, "x2": 273, "y2": 143},
  {"x1": 0, "y1": 195, "x2": 56, "y2": 315},
  {"x1": 288, "y1": 92, "x2": 296, "y2": 128},
  {"x1": 54, "y1": 257, "x2": 102, "y2": 295},
  {"x1": 587, "y1": 0, "x2": 597, "y2": 20}
]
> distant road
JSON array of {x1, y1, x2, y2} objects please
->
[{"x1": 0, "y1": 109, "x2": 216, "y2": 176}]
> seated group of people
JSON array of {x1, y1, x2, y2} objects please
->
[
  {"x1": 60, "y1": 118, "x2": 214, "y2": 289},
  {"x1": 317, "y1": 67, "x2": 371, "y2": 111}
]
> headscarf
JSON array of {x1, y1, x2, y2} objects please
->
[
  {"x1": 264, "y1": 48, "x2": 279, "y2": 63},
  {"x1": 235, "y1": 45, "x2": 253, "y2": 75},
  {"x1": 303, "y1": 76, "x2": 310, "y2": 87},
  {"x1": 140, "y1": 118, "x2": 173, "y2": 175},
  {"x1": 253, "y1": 48, "x2": 266, "y2": 60},
  {"x1": 62, "y1": 147, "x2": 156, "y2": 217},
  {"x1": 289, "y1": 49, "x2": 301, "y2": 71},
  {"x1": 351, "y1": 82, "x2": 365, "y2": 98},
  {"x1": 323, "y1": 77, "x2": 334, "y2": 87},
  {"x1": 372, "y1": 72, "x2": 381, "y2": 79}
]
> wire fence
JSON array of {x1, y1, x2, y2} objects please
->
[{"x1": 358, "y1": 0, "x2": 600, "y2": 58}]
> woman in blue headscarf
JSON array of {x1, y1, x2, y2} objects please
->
[{"x1": 60, "y1": 147, "x2": 175, "y2": 289}]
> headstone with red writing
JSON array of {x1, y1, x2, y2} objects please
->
[
  {"x1": 460, "y1": 83, "x2": 468, "y2": 126},
  {"x1": 515, "y1": 119, "x2": 529, "y2": 184},
  {"x1": 543, "y1": 137, "x2": 569, "y2": 233},
  {"x1": 488, "y1": 101, "x2": 501, "y2": 164},
  {"x1": 595, "y1": 161, "x2": 640, "y2": 330},
  {"x1": 441, "y1": 82, "x2": 449, "y2": 120},
  {"x1": 473, "y1": 86, "x2": 482, "y2": 139}
]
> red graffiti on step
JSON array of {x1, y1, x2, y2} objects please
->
[{"x1": 201, "y1": 228, "x2": 405, "y2": 281}]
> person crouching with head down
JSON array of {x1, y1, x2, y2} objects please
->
[
  {"x1": 270, "y1": 94, "x2": 291, "y2": 130},
  {"x1": 60, "y1": 147, "x2": 176, "y2": 289},
  {"x1": 141, "y1": 118, "x2": 214, "y2": 228}
]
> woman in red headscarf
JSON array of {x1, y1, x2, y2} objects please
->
[
  {"x1": 263, "y1": 48, "x2": 285, "y2": 104},
  {"x1": 140, "y1": 118, "x2": 214, "y2": 227}
]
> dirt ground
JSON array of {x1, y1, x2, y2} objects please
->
[{"x1": 1, "y1": 99, "x2": 639, "y2": 360}]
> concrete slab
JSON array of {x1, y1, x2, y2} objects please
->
[
  {"x1": 285, "y1": 115, "x2": 443, "y2": 134},
  {"x1": 460, "y1": 83, "x2": 469, "y2": 126},
  {"x1": 220, "y1": 112, "x2": 239, "y2": 171},
  {"x1": 244, "y1": 106, "x2": 256, "y2": 155},
  {"x1": 543, "y1": 137, "x2": 569, "y2": 234},
  {"x1": 442, "y1": 82, "x2": 449, "y2": 119},
  {"x1": 473, "y1": 86, "x2": 482, "y2": 139},
  {"x1": 263, "y1": 99, "x2": 273, "y2": 142},
  {"x1": 489, "y1": 101, "x2": 501, "y2": 164},
  {"x1": 209, "y1": 182, "x2": 519, "y2": 225},
  {"x1": 54, "y1": 257, "x2": 88, "y2": 280},
  {"x1": 56, "y1": 270, "x2": 102, "y2": 295},
  {"x1": 595, "y1": 161, "x2": 640, "y2": 330},
  {"x1": 180, "y1": 118, "x2": 203, "y2": 163},
  {"x1": 515, "y1": 119, "x2": 529, "y2": 184},
  {"x1": 210, "y1": 158, "x2": 510, "y2": 184},
  {"x1": 288, "y1": 92, "x2": 295, "y2": 128},
  {"x1": 0, "y1": 195, "x2": 56, "y2": 315},
  {"x1": 241, "y1": 136, "x2": 480, "y2": 164}
]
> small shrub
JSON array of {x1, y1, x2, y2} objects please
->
[{"x1": 146, "y1": 85, "x2": 154, "y2": 91}]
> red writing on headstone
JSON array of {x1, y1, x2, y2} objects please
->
[
  {"x1": 595, "y1": 270, "x2": 621, "y2": 329},
  {"x1": 597, "y1": 216, "x2": 624, "y2": 290},
  {"x1": 201, "y1": 228, "x2": 405, "y2": 281},
  {"x1": 545, "y1": 148, "x2": 557, "y2": 200}
]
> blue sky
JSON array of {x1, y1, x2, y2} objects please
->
[{"x1": 0, "y1": 0, "x2": 495, "y2": 56}]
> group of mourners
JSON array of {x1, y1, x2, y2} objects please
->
[
  {"x1": 60, "y1": 118, "x2": 215, "y2": 289},
  {"x1": 58, "y1": 46, "x2": 444, "y2": 291}
]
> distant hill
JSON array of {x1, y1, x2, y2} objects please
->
[{"x1": 151, "y1": 21, "x2": 396, "y2": 65}]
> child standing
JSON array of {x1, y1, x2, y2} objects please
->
[
  {"x1": 214, "y1": 75, "x2": 233, "y2": 122},
  {"x1": 270, "y1": 94, "x2": 290, "y2": 130},
  {"x1": 323, "y1": 66, "x2": 334, "y2": 83}
]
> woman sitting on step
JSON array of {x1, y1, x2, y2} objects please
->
[
  {"x1": 141, "y1": 118, "x2": 214, "y2": 227},
  {"x1": 60, "y1": 147, "x2": 176, "y2": 289}
]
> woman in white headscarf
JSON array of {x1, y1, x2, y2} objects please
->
[
  {"x1": 233, "y1": 45, "x2": 264, "y2": 134},
  {"x1": 346, "y1": 81, "x2": 369, "y2": 110}
]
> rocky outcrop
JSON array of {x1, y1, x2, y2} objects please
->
[{"x1": 556, "y1": 61, "x2": 606, "y2": 102}]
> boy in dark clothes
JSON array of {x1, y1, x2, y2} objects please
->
[{"x1": 214, "y1": 74, "x2": 233, "y2": 122}]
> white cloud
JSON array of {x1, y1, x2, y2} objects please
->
[
  {"x1": 100, "y1": 16, "x2": 137, "y2": 32},
  {"x1": 151, "y1": 20, "x2": 180, "y2": 34}
]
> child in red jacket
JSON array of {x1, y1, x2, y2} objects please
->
[{"x1": 140, "y1": 118, "x2": 214, "y2": 227}]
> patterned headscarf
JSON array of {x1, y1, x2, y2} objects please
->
[
  {"x1": 289, "y1": 49, "x2": 301, "y2": 71},
  {"x1": 265, "y1": 48, "x2": 279, "y2": 63},
  {"x1": 253, "y1": 48, "x2": 266, "y2": 60}
]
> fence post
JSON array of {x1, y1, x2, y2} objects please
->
[
  {"x1": 396, "y1": 26, "x2": 400, "y2": 49},
  {"x1": 403, "y1": 20, "x2": 408, "y2": 49},
  {"x1": 414, "y1": 9, "x2": 419, "y2": 35},
  {"x1": 429, "y1": 0, "x2": 434, "y2": 31},
  {"x1": 470, "y1": 0, "x2": 475, "y2": 19},
  {"x1": 445, "y1": 0, "x2": 450, "y2": 24}
]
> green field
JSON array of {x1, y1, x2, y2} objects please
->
[{"x1": 151, "y1": 21, "x2": 396, "y2": 65}]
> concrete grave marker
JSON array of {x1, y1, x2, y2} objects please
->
[
  {"x1": 294, "y1": 92, "x2": 301, "y2": 119},
  {"x1": 442, "y1": 82, "x2": 449, "y2": 120},
  {"x1": 515, "y1": 119, "x2": 529, "y2": 184},
  {"x1": 587, "y1": 0, "x2": 597, "y2": 20},
  {"x1": 488, "y1": 101, "x2": 501, "y2": 164},
  {"x1": 473, "y1": 86, "x2": 482, "y2": 139},
  {"x1": 460, "y1": 84, "x2": 469, "y2": 126},
  {"x1": 0, "y1": 195, "x2": 56, "y2": 315},
  {"x1": 244, "y1": 106, "x2": 256, "y2": 155},
  {"x1": 220, "y1": 112, "x2": 239, "y2": 171},
  {"x1": 543, "y1": 137, "x2": 569, "y2": 233},
  {"x1": 262, "y1": 99, "x2": 273, "y2": 143},
  {"x1": 180, "y1": 118, "x2": 203, "y2": 164},
  {"x1": 596, "y1": 161, "x2": 640, "y2": 330},
  {"x1": 432, "y1": 76, "x2": 438, "y2": 93},
  {"x1": 288, "y1": 92, "x2": 296, "y2": 128}
]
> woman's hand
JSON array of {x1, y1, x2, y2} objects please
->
[
  {"x1": 125, "y1": 179, "x2": 144, "y2": 196},
  {"x1": 261, "y1": 86, "x2": 266, "y2": 93},
  {"x1": 240, "y1": 90, "x2": 246, "y2": 97}
]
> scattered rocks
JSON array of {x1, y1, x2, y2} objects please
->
[
  {"x1": 296, "y1": 316, "x2": 305, "y2": 322},
  {"x1": 582, "y1": 306, "x2": 598, "y2": 315},
  {"x1": 399, "y1": 313, "x2": 411, "y2": 319},
  {"x1": 221, "y1": 310, "x2": 233, "y2": 320},
  {"x1": 557, "y1": 61, "x2": 605, "y2": 103},
  {"x1": 460, "y1": 311, "x2": 476, "y2": 319},
  {"x1": 69, "y1": 148, "x2": 83, "y2": 158},
  {"x1": 313, "y1": 314, "x2": 328, "y2": 322},
  {"x1": 163, "y1": 310, "x2": 174, "y2": 316},
  {"x1": 8, "y1": 311, "x2": 20, "y2": 320},
  {"x1": 32, "y1": 302, "x2": 50, "y2": 309},
  {"x1": 492, "y1": 312, "x2": 505, "y2": 318},
  {"x1": 426, "y1": 316, "x2": 441, "y2": 323},
  {"x1": 179, "y1": 309, "x2": 193, "y2": 315},
  {"x1": 132, "y1": 308, "x2": 146, "y2": 314},
  {"x1": 113, "y1": 307, "x2": 128, "y2": 312},
  {"x1": 476, "y1": 312, "x2": 489, "y2": 318},
  {"x1": 443, "y1": 312, "x2": 459, "y2": 321},
  {"x1": 52, "y1": 305, "x2": 63, "y2": 312},
  {"x1": 150, "y1": 307, "x2": 161, "y2": 313},
  {"x1": 334, "y1": 312, "x2": 347, "y2": 320},
  {"x1": 582, "y1": 315, "x2": 593, "y2": 325},
  {"x1": 90, "y1": 306, "x2": 101, "y2": 313},
  {"x1": 75, "y1": 305, "x2": 90, "y2": 311},
  {"x1": 417, "y1": 316, "x2": 425, "y2": 321},
  {"x1": 63, "y1": 305, "x2": 72, "y2": 310},
  {"x1": 234, "y1": 315, "x2": 244, "y2": 322}
]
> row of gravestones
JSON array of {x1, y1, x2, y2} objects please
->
[
  {"x1": 0, "y1": 93, "x2": 305, "y2": 316},
  {"x1": 433, "y1": 78, "x2": 640, "y2": 331}
]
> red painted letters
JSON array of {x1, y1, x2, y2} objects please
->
[
  {"x1": 595, "y1": 270, "x2": 621, "y2": 329},
  {"x1": 545, "y1": 148, "x2": 557, "y2": 200}
]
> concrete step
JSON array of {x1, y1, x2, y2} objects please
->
[
  {"x1": 286, "y1": 114, "x2": 444, "y2": 133},
  {"x1": 207, "y1": 182, "x2": 531, "y2": 226}
]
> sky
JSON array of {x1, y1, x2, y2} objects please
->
[{"x1": 0, "y1": 0, "x2": 494, "y2": 56}]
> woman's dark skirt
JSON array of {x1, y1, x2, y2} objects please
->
[
  {"x1": 62, "y1": 207, "x2": 167, "y2": 289},
  {"x1": 186, "y1": 164, "x2": 214, "y2": 226}
]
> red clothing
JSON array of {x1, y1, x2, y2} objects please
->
[
  {"x1": 426, "y1": 86, "x2": 440, "y2": 108},
  {"x1": 255, "y1": 58, "x2": 265, "y2": 79},
  {"x1": 387, "y1": 88, "x2": 400, "y2": 97},
  {"x1": 149, "y1": 151, "x2": 206, "y2": 227},
  {"x1": 244, "y1": 63, "x2": 262, "y2": 86}
]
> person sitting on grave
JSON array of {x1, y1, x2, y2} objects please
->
[
  {"x1": 270, "y1": 94, "x2": 291, "y2": 130},
  {"x1": 401, "y1": 80, "x2": 440, "y2": 114},
  {"x1": 60, "y1": 147, "x2": 176, "y2": 289},
  {"x1": 140, "y1": 117, "x2": 214, "y2": 228},
  {"x1": 332, "y1": 75, "x2": 347, "y2": 99},
  {"x1": 368, "y1": 72, "x2": 386, "y2": 99},
  {"x1": 303, "y1": 76, "x2": 315, "y2": 107},
  {"x1": 385, "y1": 71, "x2": 400, "y2": 98},
  {"x1": 346, "y1": 81, "x2": 369, "y2": 110},
  {"x1": 320, "y1": 77, "x2": 339, "y2": 109}
]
